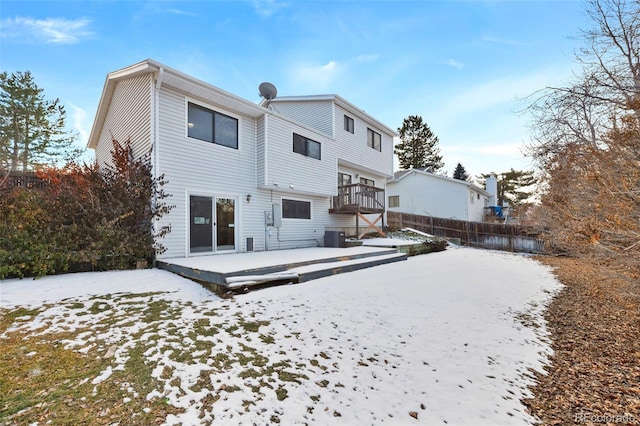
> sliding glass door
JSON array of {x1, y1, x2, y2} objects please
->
[{"x1": 189, "y1": 195, "x2": 236, "y2": 255}]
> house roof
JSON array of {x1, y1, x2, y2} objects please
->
[
  {"x1": 88, "y1": 59, "x2": 269, "y2": 149},
  {"x1": 389, "y1": 167, "x2": 490, "y2": 196},
  {"x1": 265, "y1": 94, "x2": 398, "y2": 137},
  {"x1": 88, "y1": 60, "x2": 397, "y2": 150}
]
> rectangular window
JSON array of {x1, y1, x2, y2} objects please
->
[
  {"x1": 338, "y1": 172, "x2": 352, "y2": 187},
  {"x1": 293, "y1": 133, "x2": 321, "y2": 160},
  {"x1": 188, "y1": 102, "x2": 238, "y2": 149},
  {"x1": 282, "y1": 199, "x2": 311, "y2": 219},
  {"x1": 367, "y1": 128, "x2": 381, "y2": 151},
  {"x1": 360, "y1": 177, "x2": 375, "y2": 187},
  {"x1": 389, "y1": 195, "x2": 400, "y2": 208},
  {"x1": 344, "y1": 115, "x2": 354, "y2": 133}
]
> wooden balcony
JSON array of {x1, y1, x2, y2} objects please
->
[{"x1": 330, "y1": 183, "x2": 385, "y2": 214}]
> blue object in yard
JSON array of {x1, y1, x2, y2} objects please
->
[{"x1": 490, "y1": 206, "x2": 503, "y2": 218}]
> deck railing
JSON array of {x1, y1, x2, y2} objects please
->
[{"x1": 330, "y1": 183, "x2": 385, "y2": 214}]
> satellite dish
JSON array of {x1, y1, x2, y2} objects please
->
[{"x1": 259, "y1": 82, "x2": 277, "y2": 102}]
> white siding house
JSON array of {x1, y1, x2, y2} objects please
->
[
  {"x1": 88, "y1": 59, "x2": 396, "y2": 259},
  {"x1": 386, "y1": 168, "x2": 491, "y2": 223}
]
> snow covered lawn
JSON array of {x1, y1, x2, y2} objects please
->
[{"x1": 0, "y1": 247, "x2": 561, "y2": 425}]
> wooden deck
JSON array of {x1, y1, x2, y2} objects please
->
[
  {"x1": 329, "y1": 183, "x2": 385, "y2": 214},
  {"x1": 157, "y1": 247, "x2": 407, "y2": 295}
]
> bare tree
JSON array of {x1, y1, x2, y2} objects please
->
[
  {"x1": 525, "y1": 0, "x2": 640, "y2": 168},
  {"x1": 526, "y1": 0, "x2": 640, "y2": 257}
]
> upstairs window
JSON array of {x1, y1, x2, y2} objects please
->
[
  {"x1": 367, "y1": 128, "x2": 381, "y2": 151},
  {"x1": 188, "y1": 102, "x2": 238, "y2": 149},
  {"x1": 282, "y1": 199, "x2": 311, "y2": 219},
  {"x1": 389, "y1": 195, "x2": 400, "y2": 208},
  {"x1": 293, "y1": 133, "x2": 321, "y2": 160},
  {"x1": 344, "y1": 115, "x2": 354, "y2": 133}
]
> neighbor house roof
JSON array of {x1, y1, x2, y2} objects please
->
[{"x1": 389, "y1": 167, "x2": 490, "y2": 196}]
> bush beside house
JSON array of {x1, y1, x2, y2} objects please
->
[{"x1": 0, "y1": 139, "x2": 172, "y2": 279}]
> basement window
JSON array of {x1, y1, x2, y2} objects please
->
[{"x1": 282, "y1": 199, "x2": 311, "y2": 219}]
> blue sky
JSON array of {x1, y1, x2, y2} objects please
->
[{"x1": 1, "y1": 0, "x2": 590, "y2": 179}]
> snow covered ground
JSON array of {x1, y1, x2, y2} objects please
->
[{"x1": 0, "y1": 247, "x2": 562, "y2": 425}]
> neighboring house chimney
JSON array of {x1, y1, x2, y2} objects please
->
[{"x1": 486, "y1": 173, "x2": 498, "y2": 206}]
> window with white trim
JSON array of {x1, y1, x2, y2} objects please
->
[
  {"x1": 282, "y1": 199, "x2": 311, "y2": 219},
  {"x1": 367, "y1": 128, "x2": 381, "y2": 151},
  {"x1": 293, "y1": 133, "x2": 321, "y2": 160},
  {"x1": 388, "y1": 195, "x2": 400, "y2": 208},
  {"x1": 344, "y1": 115, "x2": 354, "y2": 133},
  {"x1": 187, "y1": 102, "x2": 238, "y2": 149}
]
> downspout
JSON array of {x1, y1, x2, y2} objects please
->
[
  {"x1": 154, "y1": 67, "x2": 164, "y2": 176},
  {"x1": 264, "y1": 114, "x2": 270, "y2": 251},
  {"x1": 151, "y1": 67, "x2": 164, "y2": 261}
]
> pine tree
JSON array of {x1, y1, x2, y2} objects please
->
[
  {"x1": 0, "y1": 71, "x2": 80, "y2": 175},
  {"x1": 480, "y1": 169, "x2": 536, "y2": 206},
  {"x1": 452, "y1": 163, "x2": 469, "y2": 181},
  {"x1": 395, "y1": 115, "x2": 444, "y2": 172}
]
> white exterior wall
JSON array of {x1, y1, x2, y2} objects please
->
[
  {"x1": 387, "y1": 172, "x2": 471, "y2": 220},
  {"x1": 154, "y1": 87, "x2": 263, "y2": 258},
  {"x1": 262, "y1": 115, "x2": 337, "y2": 197},
  {"x1": 154, "y1": 88, "x2": 340, "y2": 258},
  {"x1": 334, "y1": 105, "x2": 394, "y2": 178},
  {"x1": 94, "y1": 74, "x2": 153, "y2": 165},
  {"x1": 467, "y1": 188, "x2": 490, "y2": 222},
  {"x1": 269, "y1": 100, "x2": 334, "y2": 137}
]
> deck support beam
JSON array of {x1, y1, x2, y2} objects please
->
[{"x1": 357, "y1": 212, "x2": 386, "y2": 239}]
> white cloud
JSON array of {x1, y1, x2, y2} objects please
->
[
  {"x1": 481, "y1": 34, "x2": 535, "y2": 47},
  {"x1": 68, "y1": 102, "x2": 89, "y2": 144},
  {"x1": 355, "y1": 54, "x2": 380, "y2": 63},
  {"x1": 251, "y1": 0, "x2": 289, "y2": 17},
  {"x1": 288, "y1": 60, "x2": 341, "y2": 92},
  {"x1": 432, "y1": 71, "x2": 554, "y2": 127},
  {"x1": 443, "y1": 59, "x2": 464, "y2": 69},
  {"x1": 167, "y1": 9, "x2": 197, "y2": 17},
  {"x1": 0, "y1": 17, "x2": 93, "y2": 44}
]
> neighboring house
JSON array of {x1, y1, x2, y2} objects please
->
[
  {"x1": 88, "y1": 59, "x2": 396, "y2": 259},
  {"x1": 386, "y1": 168, "x2": 491, "y2": 223}
]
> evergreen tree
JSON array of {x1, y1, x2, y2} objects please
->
[
  {"x1": 395, "y1": 115, "x2": 444, "y2": 172},
  {"x1": 452, "y1": 162, "x2": 470, "y2": 181},
  {"x1": 0, "y1": 71, "x2": 80, "y2": 175},
  {"x1": 480, "y1": 169, "x2": 536, "y2": 206}
]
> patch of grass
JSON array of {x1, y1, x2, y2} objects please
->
[
  {"x1": 277, "y1": 370, "x2": 308, "y2": 384},
  {"x1": 239, "y1": 368, "x2": 261, "y2": 379},
  {"x1": 239, "y1": 319, "x2": 270, "y2": 333},
  {"x1": 88, "y1": 301, "x2": 112, "y2": 314},
  {"x1": 0, "y1": 307, "x2": 42, "y2": 332},
  {"x1": 142, "y1": 300, "x2": 173, "y2": 323},
  {"x1": 259, "y1": 333, "x2": 275, "y2": 344},
  {"x1": 275, "y1": 386, "x2": 288, "y2": 401}
]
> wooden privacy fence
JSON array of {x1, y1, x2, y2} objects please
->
[
  {"x1": 387, "y1": 211, "x2": 546, "y2": 254},
  {"x1": 1, "y1": 170, "x2": 48, "y2": 190}
]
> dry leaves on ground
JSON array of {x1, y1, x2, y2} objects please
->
[{"x1": 524, "y1": 256, "x2": 640, "y2": 425}]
